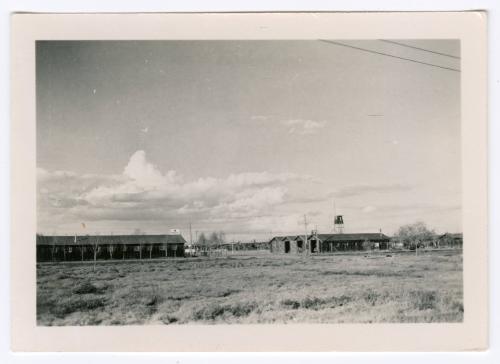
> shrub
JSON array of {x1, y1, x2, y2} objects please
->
[
  {"x1": 160, "y1": 315, "x2": 178, "y2": 324},
  {"x1": 216, "y1": 289, "x2": 241, "y2": 298},
  {"x1": 73, "y1": 281, "x2": 99, "y2": 295},
  {"x1": 451, "y1": 301, "x2": 464, "y2": 313},
  {"x1": 301, "y1": 297, "x2": 325, "y2": 310},
  {"x1": 409, "y1": 290, "x2": 437, "y2": 310},
  {"x1": 193, "y1": 303, "x2": 226, "y2": 320},
  {"x1": 54, "y1": 296, "x2": 106, "y2": 317},
  {"x1": 167, "y1": 294, "x2": 193, "y2": 301},
  {"x1": 363, "y1": 290, "x2": 380, "y2": 306},
  {"x1": 55, "y1": 272, "x2": 71, "y2": 280},
  {"x1": 329, "y1": 295, "x2": 352, "y2": 308},
  {"x1": 281, "y1": 299, "x2": 300, "y2": 309},
  {"x1": 229, "y1": 302, "x2": 257, "y2": 317},
  {"x1": 144, "y1": 294, "x2": 162, "y2": 306},
  {"x1": 193, "y1": 301, "x2": 257, "y2": 320}
]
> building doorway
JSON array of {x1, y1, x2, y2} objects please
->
[{"x1": 284, "y1": 240, "x2": 290, "y2": 253}]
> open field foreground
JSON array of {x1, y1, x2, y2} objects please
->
[{"x1": 37, "y1": 250, "x2": 463, "y2": 325}]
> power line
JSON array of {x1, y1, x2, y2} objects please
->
[
  {"x1": 318, "y1": 39, "x2": 460, "y2": 73},
  {"x1": 379, "y1": 39, "x2": 460, "y2": 59}
]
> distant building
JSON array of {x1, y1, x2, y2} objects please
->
[
  {"x1": 220, "y1": 241, "x2": 270, "y2": 251},
  {"x1": 437, "y1": 233, "x2": 463, "y2": 248},
  {"x1": 269, "y1": 233, "x2": 390, "y2": 254},
  {"x1": 269, "y1": 236, "x2": 305, "y2": 254},
  {"x1": 36, "y1": 234, "x2": 186, "y2": 262}
]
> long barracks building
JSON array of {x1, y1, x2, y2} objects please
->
[
  {"x1": 36, "y1": 234, "x2": 187, "y2": 262},
  {"x1": 269, "y1": 233, "x2": 391, "y2": 254},
  {"x1": 270, "y1": 214, "x2": 390, "y2": 254}
]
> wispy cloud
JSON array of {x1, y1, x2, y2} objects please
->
[
  {"x1": 250, "y1": 115, "x2": 269, "y2": 121},
  {"x1": 282, "y1": 119, "x2": 326, "y2": 135},
  {"x1": 333, "y1": 183, "x2": 413, "y2": 198},
  {"x1": 250, "y1": 116, "x2": 327, "y2": 135}
]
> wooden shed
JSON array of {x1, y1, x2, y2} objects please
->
[{"x1": 269, "y1": 236, "x2": 305, "y2": 254}]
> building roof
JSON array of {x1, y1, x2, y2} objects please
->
[
  {"x1": 269, "y1": 235, "x2": 300, "y2": 242},
  {"x1": 36, "y1": 234, "x2": 187, "y2": 246},
  {"x1": 269, "y1": 233, "x2": 389, "y2": 243},
  {"x1": 438, "y1": 233, "x2": 463, "y2": 240},
  {"x1": 314, "y1": 233, "x2": 390, "y2": 242}
]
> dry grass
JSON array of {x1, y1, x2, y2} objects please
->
[{"x1": 36, "y1": 250, "x2": 463, "y2": 325}]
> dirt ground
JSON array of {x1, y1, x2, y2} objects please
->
[{"x1": 36, "y1": 250, "x2": 463, "y2": 325}]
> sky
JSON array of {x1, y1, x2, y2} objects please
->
[{"x1": 36, "y1": 40, "x2": 461, "y2": 241}]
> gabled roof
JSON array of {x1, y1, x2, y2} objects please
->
[
  {"x1": 315, "y1": 233, "x2": 390, "y2": 242},
  {"x1": 269, "y1": 235, "x2": 300, "y2": 242},
  {"x1": 36, "y1": 234, "x2": 187, "y2": 246}
]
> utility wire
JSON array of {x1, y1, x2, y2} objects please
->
[
  {"x1": 318, "y1": 39, "x2": 460, "y2": 73},
  {"x1": 379, "y1": 39, "x2": 460, "y2": 59}
]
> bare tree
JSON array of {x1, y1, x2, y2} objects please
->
[
  {"x1": 198, "y1": 232, "x2": 207, "y2": 245},
  {"x1": 198, "y1": 232, "x2": 208, "y2": 254},
  {"x1": 133, "y1": 228, "x2": 145, "y2": 260},
  {"x1": 161, "y1": 234, "x2": 169, "y2": 258},
  {"x1": 394, "y1": 221, "x2": 435, "y2": 255},
  {"x1": 362, "y1": 239, "x2": 373, "y2": 251},
  {"x1": 89, "y1": 234, "x2": 100, "y2": 271},
  {"x1": 50, "y1": 236, "x2": 57, "y2": 262},
  {"x1": 218, "y1": 231, "x2": 226, "y2": 246},
  {"x1": 109, "y1": 243, "x2": 115, "y2": 260}
]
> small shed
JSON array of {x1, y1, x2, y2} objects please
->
[{"x1": 269, "y1": 236, "x2": 304, "y2": 254}]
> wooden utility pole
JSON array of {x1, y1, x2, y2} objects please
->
[
  {"x1": 315, "y1": 225, "x2": 320, "y2": 254},
  {"x1": 189, "y1": 222, "x2": 193, "y2": 246},
  {"x1": 165, "y1": 235, "x2": 169, "y2": 257},
  {"x1": 93, "y1": 235, "x2": 99, "y2": 272},
  {"x1": 333, "y1": 200, "x2": 336, "y2": 233},
  {"x1": 304, "y1": 214, "x2": 309, "y2": 256}
]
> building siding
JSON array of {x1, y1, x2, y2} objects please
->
[{"x1": 36, "y1": 234, "x2": 186, "y2": 262}]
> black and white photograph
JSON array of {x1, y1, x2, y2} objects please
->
[{"x1": 34, "y1": 38, "x2": 465, "y2": 326}]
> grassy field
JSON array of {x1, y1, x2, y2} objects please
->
[{"x1": 37, "y1": 250, "x2": 463, "y2": 325}]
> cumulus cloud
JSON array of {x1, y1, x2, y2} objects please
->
[
  {"x1": 282, "y1": 119, "x2": 326, "y2": 135},
  {"x1": 333, "y1": 183, "x2": 413, "y2": 198},
  {"x1": 123, "y1": 150, "x2": 178, "y2": 187},
  {"x1": 37, "y1": 150, "x2": 316, "y2": 231}
]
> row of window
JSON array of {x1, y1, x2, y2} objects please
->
[{"x1": 46, "y1": 245, "x2": 182, "y2": 253}]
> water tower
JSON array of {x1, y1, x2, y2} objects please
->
[{"x1": 334, "y1": 215, "x2": 344, "y2": 234}]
